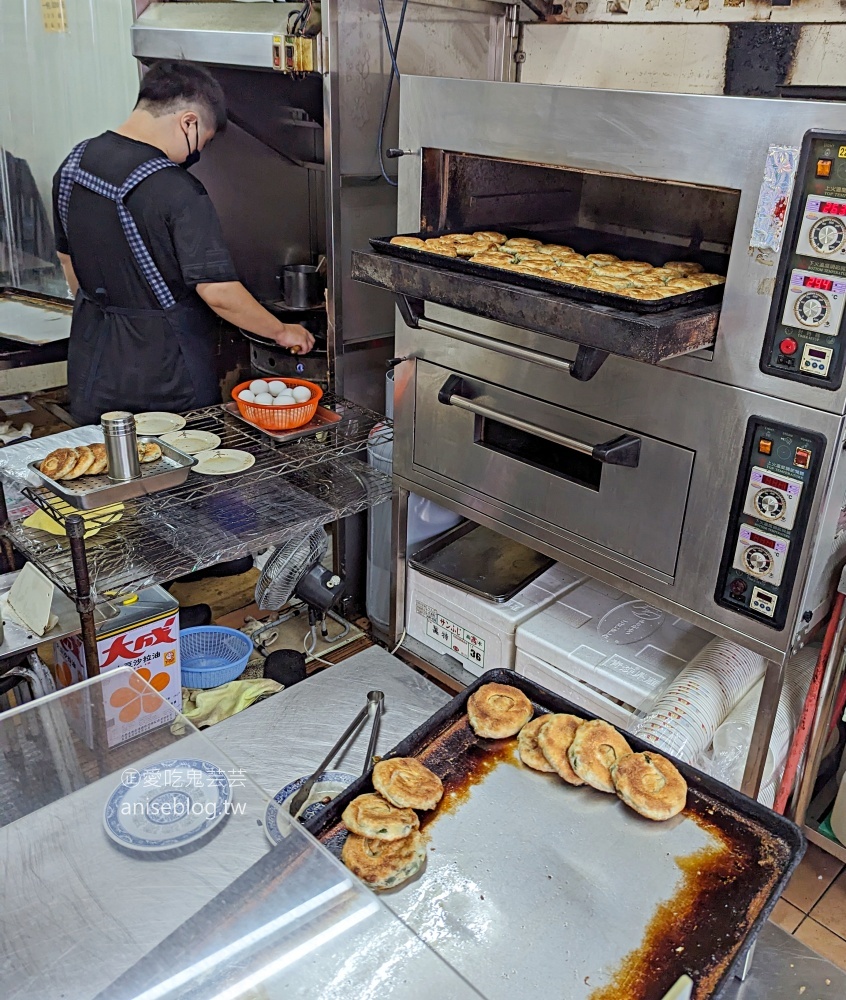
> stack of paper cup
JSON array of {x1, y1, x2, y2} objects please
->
[
  {"x1": 703, "y1": 643, "x2": 818, "y2": 790},
  {"x1": 634, "y1": 639, "x2": 767, "y2": 763}
]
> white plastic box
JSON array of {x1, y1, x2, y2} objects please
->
[
  {"x1": 515, "y1": 577, "x2": 713, "y2": 714},
  {"x1": 406, "y1": 562, "x2": 586, "y2": 676},
  {"x1": 515, "y1": 648, "x2": 639, "y2": 732}
]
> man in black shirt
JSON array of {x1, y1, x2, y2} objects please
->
[{"x1": 52, "y1": 61, "x2": 314, "y2": 425}]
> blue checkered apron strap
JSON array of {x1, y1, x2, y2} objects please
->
[
  {"x1": 58, "y1": 149, "x2": 180, "y2": 312},
  {"x1": 109, "y1": 159, "x2": 178, "y2": 311},
  {"x1": 57, "y1": 140, "x2": 90, "y2": 234},
  {"x1": 116, "y1": 159, "x2": 179, "y2": 310}
]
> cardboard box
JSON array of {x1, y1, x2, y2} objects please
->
[{"x1": 53, "y1": 586, "x2": 181, "y2": 747}]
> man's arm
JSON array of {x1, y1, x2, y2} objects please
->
[
  {"x1": 196, "y1": 281, "x2": 314, "y2": 354},
  {"x1": 57, "y1": 252, "x2": 79, "y2": 296}
]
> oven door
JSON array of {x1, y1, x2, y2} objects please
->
[{"x1": 413, "y1": 360, "x2": 695, "y2": 581}]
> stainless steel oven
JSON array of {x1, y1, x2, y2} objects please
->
[
  {"x1": 352, "y1": 81, "x2": 846, "y2": 793},
  {"x1": 352, "y1": 78, "x2": 846, "y2": 662}
]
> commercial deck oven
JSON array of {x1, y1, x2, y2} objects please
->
[{"x1": 351, "y1": 80, "x2": 846, "y2": 791}]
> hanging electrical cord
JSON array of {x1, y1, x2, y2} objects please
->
[{"x1": 376, "y1": 0, "x2": 410, "y2": 186}]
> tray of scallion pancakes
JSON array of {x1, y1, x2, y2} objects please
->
[
  {"x1": 308, "y1": 668, "x2": 802, "y2": 1000},
  {"x1": 370, "y1": 231, "x2": 727, "y2": 314}
]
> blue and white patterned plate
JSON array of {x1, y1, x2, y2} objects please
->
[
  {"x1": 103, "y1": 758, "x2": 232, "y2": 852},
  {"x1": 264, "y1": 771, "x2": 356, "y2": 845}
]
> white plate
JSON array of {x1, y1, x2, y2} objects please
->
[
  {"x1": 160, "y1": 429, "x2": 221, "y2": 455},
  {"x1": 264, "y1": 771, "x2": 357, "y2": 845},
  {"x1": 102, "y1": 758, "x2": 232, "y2": 852},
  {"x1": 192, "y1": 449, "x2": 256, "y2": 476},
  {"x1": 134, "y1": 412, "x2": 186, "y2": 436}
]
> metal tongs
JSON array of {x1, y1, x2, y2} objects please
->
[{"x1": 287, "y1": 689, "x2": 384, "y2": 820}]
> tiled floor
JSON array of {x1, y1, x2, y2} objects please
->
[{"x1": 771, "y1": 842, "x2": 846, "y2": 970}]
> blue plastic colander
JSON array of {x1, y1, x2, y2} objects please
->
[{"x1": 179, "y1": 626, "x2": 253, "y2": 689}]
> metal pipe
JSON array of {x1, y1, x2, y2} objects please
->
[
  {"x1": 390, "y1": 485, "x2": 410, "y2": 646},
  {"x1": 0, "y1": 481, "x2": 15, "y2": 572},
  {"x1": 792, "y1": 621, "x2": 846, "y2": 825},
  {"x1": 741, "y1": 657, "x2": 785, "y2": 799},
  {"x1": 66, "y1": 514, "x2": 99, "y2": 678}
]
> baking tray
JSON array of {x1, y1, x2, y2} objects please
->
[
  {"x1": 371, "y1": 233, "x2": 726, "y2": 315},
  {"x1": 221, "y1": 400, "x2": 342, "y2": 443},
  {"x1": 409, "y1": 521, "x2": 554, "y2": 602},
  {"x1": 28, "y1": 439, "x2": 196, "y2": 510},
  {"x1": 308, "y1": 668, "x2": 804, "y2": 1000}
]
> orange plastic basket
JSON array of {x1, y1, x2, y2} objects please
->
[{"x1": 231, "y1": 378, "x2": 323, "y2": 431}]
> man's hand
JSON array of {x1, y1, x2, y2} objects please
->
[
  {"x1": 197, "y1": 281, "x2": 316, "y2": 354},
  {"x1": 273, "y1": 323, "x2": 315, "y2": 355}
]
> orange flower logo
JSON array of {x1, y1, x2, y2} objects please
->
[{"x1": 109, "y1": 668, "x2": 170, "y2": 722}]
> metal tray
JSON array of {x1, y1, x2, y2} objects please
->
[
  {"x1": 221, "y1": 400, "x2": 343, "y2": 443},
  {"x1": 371, "y1": 233, "x2": 726, "y2": 315},
  {"x1": 409, "y1": 521, "x2": 554, "y2": 602},
  {"x1": 29, "y1": 438, "x2": 196, "y2": 510},
  {"x1": 308, "y1": 668, "x2": 804, "y2": 1000}
]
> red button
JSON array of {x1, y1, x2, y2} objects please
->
[{"x1": 780, "y1": 338, "x2": 798, "y2": 356}]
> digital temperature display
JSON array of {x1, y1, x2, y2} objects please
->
[
  {"x1": 749, "y1": 532, "x2": 777, "y2": 549},
  {"x1": 819, "y1": 201, "x2": 846, "y2": 216},
  {"x1": 802, "y1": 275, "x2": 835, "y2": 291},
  {"x1": 809, "y1": 348, "x2": 828, "y2": 359},
  {"x1": 761, "y1": 474, "x2": 789, "y2": 490}
]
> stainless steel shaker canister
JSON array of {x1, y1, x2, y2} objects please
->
[{"x1": 101, "y1": 411, "x2": 141, "y2": 481}]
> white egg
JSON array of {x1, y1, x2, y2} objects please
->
[
  {"x1": 292, "y1": 386, "x2": 312, "y2": 403},
  {"x1": 239, "y1": 389, "x2": 255, "y2": 402},
  {"x1": 267, "y1": 381, "x2": 287, "y2": 396},
  {"x1": 277, "y1": 389, "x2": 295, "y2": 399},
  {"x1": 254, "y1": 392, "x2": 275, "y2": 405},
  {"x1": 249, "y1": 379, "x2": 269, "y2": 395},
  {"x1": 272, "y1": 397, "x2": 292, "y2": 406}
]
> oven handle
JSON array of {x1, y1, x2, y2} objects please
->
[
  {"x1": 417, "y1": 317, "x2": 575, "y2": 375},
  {"x1": 437, "y1": 374, "x2": 642, "y2": 468},
  {"x1": 412, "y1": 316, "x2": 609, "y2": 381}
]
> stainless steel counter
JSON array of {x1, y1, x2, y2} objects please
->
[{"x1": 209, "y1": 647, "x2": 846, "y2": 999}]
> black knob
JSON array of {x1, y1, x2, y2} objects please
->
[
  {"x1": 730, "y1": 578, "x2": 748, "y2": 598},
  {"x1": 386, "y1": 148, "x2": 405, "y2": 159}
]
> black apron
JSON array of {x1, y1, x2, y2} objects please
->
[{"x1": 58, "y1": 140, "x2": 220, "y2": 425}]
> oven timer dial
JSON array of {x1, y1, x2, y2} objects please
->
[
  {"x1": 743, "y1": 467, "x2": 803, "y2": 529},
  {"x1": 753, "y1": 488, "x2": 787, "y2": 521},
  {"x1": 797, "y1": 196, "x2": 846, "y2": 259},
  {"x1": 732, "y1": 524, "x2": 789, "y2": 586},
  {"x1": 743, "y1": 545, "x2": 773, "y2": 576},
  {"x1": 781, "y1": 270, "x2": 846, "y2": 334},
  {"x1": 793, "y1": 290, "x2": 830, "y2": 328},
  {"x1": 809, "y1": 216, "x2": 846, "y2": 255}
]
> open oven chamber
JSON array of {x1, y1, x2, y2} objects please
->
[{"x1": 367, "y1": 80, "x2": 846, "y2": 693}]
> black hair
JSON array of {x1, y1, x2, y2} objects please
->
[{"x1": 136, "y1": 61, "x2": 227, "y2": 134}]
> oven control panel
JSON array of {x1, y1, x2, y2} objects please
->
[
  {"x1": 761, "y1": 132, "x2": 846, "y2": 389},
  {"x1": 716, "y1": 418, "x2": 824, "y2": 629}
]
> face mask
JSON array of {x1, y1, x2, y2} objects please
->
[{"x1": 181, "y1": 121, "x2": 201, "y2": 169}]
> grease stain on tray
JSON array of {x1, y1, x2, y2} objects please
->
[
  {"x1": 318, "y1": 709, "x2": 792, "y2": 1000},
  {"x1": 588, "y1": 801, "x2": 788, "y2": 1000}
]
